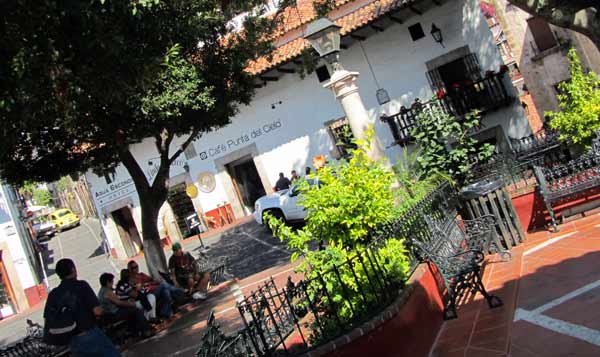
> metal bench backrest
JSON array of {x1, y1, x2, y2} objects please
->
[{"x1": 424, "y1": 215, "x2": 467, "y2": 257}]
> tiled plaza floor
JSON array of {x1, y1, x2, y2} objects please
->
[{"x1": 431, "y1": 212, "x2": 600, "y2": 357}]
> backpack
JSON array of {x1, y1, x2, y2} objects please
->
[{"x1": 43, "y1": 289, "x2": 80, "y2": 345}]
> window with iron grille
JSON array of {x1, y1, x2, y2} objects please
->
[{"x1": 327, "y1": 118, "x2": 356, "y2": 159}]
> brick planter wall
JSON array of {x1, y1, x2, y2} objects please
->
[{"x1": 304, "y1": 264, "x2": 445, "y2": 357}]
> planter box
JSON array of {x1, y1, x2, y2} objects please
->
[{"x1": 305, "y1": 264, "x2": 445, "y2": 357}]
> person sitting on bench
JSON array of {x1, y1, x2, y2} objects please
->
[
  {"x1": 98, "y1": 273, "x2": 153, "y2": 338},
  {"x1": 168, "y1": 242, "x2": 210, "y2": 301},
  {"x1": 115, "y1": 269, "x2": 157, "y2": 322}
]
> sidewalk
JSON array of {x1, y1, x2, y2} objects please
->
[
  {"x1": 123, "y1": 260, "x2": 302, "y2": 357},
  {"x1": 431, "y1": 212, "x2": 600, "y2": 357}
]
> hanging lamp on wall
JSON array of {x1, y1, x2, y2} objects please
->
[{"x1": 358, "y1": 40, "x2": 390, "y2": 105}]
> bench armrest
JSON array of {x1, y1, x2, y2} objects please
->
[{"x1": 461, "y1": 215, "x2": 497, "y2": 251}]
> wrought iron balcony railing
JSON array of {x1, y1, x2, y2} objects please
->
[{"x1": 381, "y1": 72, "x2": 513, "y2": 146}]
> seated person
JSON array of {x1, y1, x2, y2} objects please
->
[
  {"x1": 168, "y1": 242, "x2": 210, "y2": 301},
  {"x1": 97, "y1": 273, "x2": 153, "y2": 338},
  {"x1": 127, "y1": 260, "x2": 184, "y2": 319},
  {"x1": 115, "y1": 269, "x2": 157, "y2": 322}
]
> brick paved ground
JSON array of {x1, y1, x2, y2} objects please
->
[{"x1": 431, "y1": 212, "x2": 600, "y2": 357}]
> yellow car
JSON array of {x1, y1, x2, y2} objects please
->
[{"x1": 49, "y1": 209, "x2": 80, "y2": 232}]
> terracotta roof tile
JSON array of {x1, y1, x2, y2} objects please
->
[{"x1": 248, "y1": 0, "x2": 410, "y2": 75}]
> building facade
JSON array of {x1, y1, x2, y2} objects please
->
[
  {"x1": 487, "y1": 0, "x2": 600, "y2": 120},
  {"x1": 0, "y1": 185, "x2": 44, "y2": 318},
  {"x1": 86, "y1": 0, "x2": 532, "y2": 260}
]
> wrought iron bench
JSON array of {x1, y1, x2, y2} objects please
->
[
  {"x1": 534, "y1": 149, "x2": 600, "y2": 231},
  {"x1": 411, "y1": 215, "x2": 503, "y2": 320},
  {"x1": 0, "y1": 320, "x2": 68, "y2": 357},
  {"x1": 196, "y1": 311, "x2": 254, "y2": 357},
  {"x1": 194, "y1": 253, "x2": 230, "y2": 286}
]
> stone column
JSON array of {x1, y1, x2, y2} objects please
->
[{"x1": 324, "y1": 68, "x2": 388, "y2": 163}]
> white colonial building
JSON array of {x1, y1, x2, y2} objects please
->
[
  {"x1": 0, "y1": 185, "x2": 44, "y2": 318},
  {"x1": 86, "y1": 0, "x2": 532, "y2": 259}
]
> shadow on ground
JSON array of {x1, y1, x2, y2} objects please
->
[{"x1": 195, "y1": 221, "x2": 292, "y2": 281}]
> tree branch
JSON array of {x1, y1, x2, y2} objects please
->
[
  {"x1": 116, "y1": 130, "x2": 150, "y2": 194},
  {"x1": 168, "y1": 129, "x2": 200, "y2": 164}
]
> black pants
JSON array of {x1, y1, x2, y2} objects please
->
[{"x1": 110, "y1": 306, "x2": 150, "y2": 334}]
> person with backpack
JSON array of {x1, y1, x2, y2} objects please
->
[{"x1": 43, "y1": 258, "x2": 120, "y2": 356}]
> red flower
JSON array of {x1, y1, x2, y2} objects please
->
[
  {"x1": 452, "y1": 83, "x2": 461, "y2": 89},
  {"x1": 436, "y1": 89, "x2": 446, "y2": 99}
]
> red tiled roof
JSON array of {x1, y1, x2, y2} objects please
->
[{"x1": 247, "y1": 0, "x2": 411, "y2": 75}]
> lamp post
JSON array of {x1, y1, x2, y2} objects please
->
[
  {"x1": 305, "y1": 18, "x2": 387, "y2": 163},
  {"x1": 430, "y1": 23, "x2": 444, "y2": 48}
]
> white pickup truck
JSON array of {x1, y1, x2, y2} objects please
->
[{"x1": 253, "y1": 179, "x2": 318, "y2": 225}]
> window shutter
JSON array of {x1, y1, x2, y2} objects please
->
[
  {"x1": 527, "y1": 17, "x2": 557, "y2": 52},
  {"x1": 426, "y1": 69, "x2": 444, "y2": 90}
]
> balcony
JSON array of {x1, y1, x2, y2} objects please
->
[{"x1": 381, "y1": 72, "x2": 513, "y2": 146}]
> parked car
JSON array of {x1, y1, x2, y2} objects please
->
[
  {"x1": 49, "y1": 208, "x2": 80, "y2": 232},
  {"x1": 32, "y1": 214, "x2": 56, "y2": 241},
  {"x1": 254, "y1": 179, "x2": 318, "y2": 225}
]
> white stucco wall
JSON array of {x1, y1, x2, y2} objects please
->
[
  {"x1": 0, "y1": 186, "x2": 37, "y2": 296},
  {"x1": 86, "y1": 0, "x2": 530, "y2": 258}
]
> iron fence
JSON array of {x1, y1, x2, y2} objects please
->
[{"x1": 197, "y1": 182, "x2": 458, "y2": 357}]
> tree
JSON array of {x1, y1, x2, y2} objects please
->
[
  {"x1": 33, "y1": 189, "x2": 53, "y2": 207},
  {"x1": 0, "y1": 0, "x2": 291, "y2": 277},
  {"x1": 547, "y1": 48, "x2": 600, "y2": 146},
  {"x1": 507, "y1": 0, "x2": 600, "y2": 50}
]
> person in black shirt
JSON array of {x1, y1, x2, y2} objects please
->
[
  {"x1": 43, "y1": 258, "x2": 120, "y2": 357},
  {"x1": 275, "y1": 172, "x2": 291, "y2": 191}
]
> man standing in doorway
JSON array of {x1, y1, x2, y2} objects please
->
[
  {"x1": 43, "y1": 259, "x2": 120, "y2": 357},
  {"x1": 290, "y1": 170, "x2": 299, "y2": 183},
  {"x1": 275, "y1": 173, "x2": 291, "y2": 191}
]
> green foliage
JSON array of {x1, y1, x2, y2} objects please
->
[
  {"x1": 393, "y1": 147, "x2": 451, "y2": 207},
  {"x1": 19, "y1": 181, "x2": 37, "y2": 197},
  {"x1": 266, "y1": 131, "x2": 411, "y2": 344},
  {"x1": 270, "y1": 131, "x2": 397, "y2": 253},
  {"x1": 32, "y1": 189, "x2": 52, "y2": 206},
  {"x1": 547, "y1": 48, "x2": 600, "y2": 147},
  {"x1": 411, "y1": 101, "x2": 494, "y2": 184},
  {"x1": 56, "y1": 177, "x2": 70, "y2": 192}
]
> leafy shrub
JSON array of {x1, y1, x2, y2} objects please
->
[
  {"x1": 33, "y1": 189, "x2": 52, "y2": 206},
  {"x1": 266, "y1": 130, "x2": 411, "y2": 344},
  {"x1": 411, "y1": 101, "x2": 494, "y2": 184},
  {"x1": 547, "y1": 48, "x2": 600, "y2": 147}
]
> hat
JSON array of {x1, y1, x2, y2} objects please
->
[{"x1": 172, "y1": 242, "x2": 182, "y2": 251}]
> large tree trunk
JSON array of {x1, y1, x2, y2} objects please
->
[
  {"x1": 508, "y1": 1, "x2": 600, "y2": 50},
  {"x1": 138, "y1": 191, "x2": 168, "y2": 278},
  {"x1": 117, "y1": 141, "x2": 170, "y2": 279}
]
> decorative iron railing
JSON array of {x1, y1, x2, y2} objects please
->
[
  {"x1": 197, "y1": 182, "x2": 458, "y2": 357},
  {"x1": 381, "y1": 72, "x2": 513, "y2": 146},
  {"x1": 509, "y1": 127, "x2": 562, "y2": 161}
]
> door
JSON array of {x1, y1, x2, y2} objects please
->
[
  {"x1": 166, "y1": 183, "x2": 197, "y2": 239},
  {"x1": 111, "y1": 207, "x2": 142, "y2": 258},
  {"x1": 438, "y1": 58, "x2": 470, "y2": 89},
  {"x1": 226, "y1": 157, "x2": 266, "y2": 216}
]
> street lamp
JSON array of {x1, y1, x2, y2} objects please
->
[
  {"x1": 431, "y1": 23, "x2": 444, "y2": 48},
  {"x1": 304, "y1": 18, "x2": 388, "y2": 164},
  {"x1": 305, "y1": 18, "x2": 342, "y2": 67}
]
